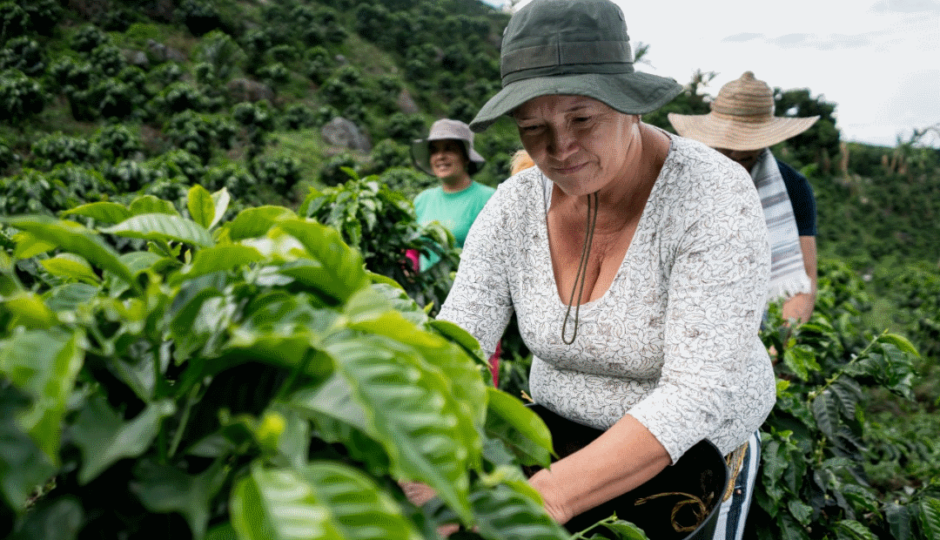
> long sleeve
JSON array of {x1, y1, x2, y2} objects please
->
[{"x1": 437, "y1": 183, "x2": 515, "y2": 358}]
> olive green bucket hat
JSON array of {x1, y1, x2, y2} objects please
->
[{"x1": 469, "y1": 0, "x2": 683, "y2": 132}]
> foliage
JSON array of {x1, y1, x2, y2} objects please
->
[
  {"x1": 0, "y1": 68, "x2": 45, "y2": 122},
  {"x1": 0, "y1": 36, "x2": 45, "y2": 76},
  {"x1": 0, "y1": 189, "x2": 562, "y2": 540},
  {"x1": 301, "y1": 172, "x2": 461, "y2": 316},
  {"x1": 29, "y1": 133, "x2": 100, "y2": 170},
  {"x1": 748, "y1": 259, "x2": 940, "y2": 540}
]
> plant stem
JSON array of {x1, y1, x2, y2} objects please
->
[
  {"x1": 168, "y1": 383, "x2": 200, "y2": 458},
  {"x1": 808, "y1": 329, "x2": 887, "y2": 401}
]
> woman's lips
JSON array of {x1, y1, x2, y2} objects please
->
[{"x1": 553, "y1": 162, "x2": 587, "y2": 175}]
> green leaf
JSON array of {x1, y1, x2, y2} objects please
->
[
  {"x1": 210, "y1": 188, "x2": 231, "y2": 229},
  {"x1": 129, "y1": 195, "x2": 180, "y2": 216},
  {"x1": 7, "y1": 497, "x2": 83, "y2": 540},
  {"x1": 230, "y1": 464, "x2": 343, "y2": 540},
  {"x1": 275, "y1": 219, "x2": 368, "y2": 302},
  {"x1": 835, "y1": 520, "x2": 876, "y2": 540},
  {"x1": 885, "y1": 503, "x2": 913, "y2": 540},
  {"x1": 103, "y1": 214, "x2": 214, "y2": 248},
  {"x1": 788, "y1": 500, "x2": 813, "y2": 526},
  {"x1": 291, "y1": 374, "x2": 369, "y2": 433},
  {"x1": 918, "y1": 498, "x2": 940, "y2": 540},
  {"x1": 12, "y1": 232, "x2": 56, "y2": 258},
  {"x1": 783, "y1": 345, "x2": 820, "y2": 381},
  {"x1": 878, "y1": 333, "x2": 920, "y2": 358},
  {"x1": 40, "y1": 253, "x2": 100, "y2": 284},
  {"x1": 602, "y1": 519, "x2": 651, "y2": 540},
  {"x1": 3, "y1": 292, "x2": 57, "y2": 329},
  {"x1": 188, "y1": 184, "x2": 216, "y2": 229},
  {"x1": 430, "y1": 319, "x2": 488, "y2": 363},
  {"x1": 61, "y1": 202, "x2": 132, "y2": 224},
  {"x1": 205, "y1": 523, "x2": 237, "y2": 540},
  {"x1": 176, "y1": 244, "x2": 264, "y2": 283},
  {"x1": 225, "y1": 206, "x2": 295, "y2": 241},
  {"x1": 0, "y1": 385, "x2": 56, "y2": 511},
  {"x1": 812, "y1": 389, "x2": 841, "y2": 442},
  {"x1": 484, "y1": 388, "x2": 553, "y2": 467},
  {"x1": 120, "y1": 251, "x2": 170, "y2": 275},
  {"x1": 302, "y1": 462, "x2": 422, "y2": 540},
  {"x1": 469, "y1": 483, "x2": 569, "y2": 540},
  {"x1": 45, "y1": 283, "x2": 98, "y2": 312},
  {"x1": 1, "y1": 216, "x2": 137, "y2": 290},
  {"x1": 71, "y1": 395, "x2": 175, "y2": 484},
  {"x1": 0, "y1": 328, "x2": 84, "y2": 461},
  {"x1": 133, "y1": 459, "x2": 228, "y2": 540},
  {"x1": 326, "y1": 333, "x2": 475, "y2": 522},
  {"x1": 348, "y1": 298, "x2": 487, "y2": 431},
  {"x1": 777, "y1": 512, "x2": 811, "y2": 540}
]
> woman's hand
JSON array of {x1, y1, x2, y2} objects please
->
[{"x1": 528, "y1": 469, "x2": 575, "y2": 524}]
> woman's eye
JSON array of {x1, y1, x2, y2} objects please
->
[
  {"x1": 574, "y1": 116, "x2": 591, "y2": 124},
  {"x1": 520, "y1": 125, "x2": 542, "y2": 133}
]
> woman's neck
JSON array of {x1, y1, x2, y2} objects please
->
[{"x1": 441, "y1": 174, "x2": 473, "y2": 193}]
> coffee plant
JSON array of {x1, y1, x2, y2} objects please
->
[
  {"x1": 0, "y1": 188, "x2": 567, "y2": 540},
  {"x1": 0, "y1": 68, "x2": 45, "y2": 122}
]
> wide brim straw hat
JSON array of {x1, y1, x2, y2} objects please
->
[
  {"x1": 468, "y1": 0, "x2": 683, "y2": 133},
  {"x1": 411, "y1": 118, "x2": 486, "y2": 176},
  {"x1": 668, "y1": 71, "x2": 820, "y2": 151}
]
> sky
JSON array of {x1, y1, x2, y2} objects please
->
[{"x1": 483, "y1": 0, "x2": 940, "y2": 148}]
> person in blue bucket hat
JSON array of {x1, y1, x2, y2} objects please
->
[{"x1": 427, "y1": 0, "x2": 776, "y2": 538}]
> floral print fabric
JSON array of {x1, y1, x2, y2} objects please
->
[{"x1": 438, "y1": 136, "x2": 776, "y2": 462}]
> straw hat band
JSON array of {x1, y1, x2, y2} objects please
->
[{"x1": 501, "y1": 40, "x2": 634, "y2": 84}]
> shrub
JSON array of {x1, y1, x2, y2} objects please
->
[
  {"x1": 155, "y1": 81, "x2": 210, "y2": 115},
  {"x1": 194, "y1": 29, "x2": 243, "y2": 83},
  {"x1": 0, "y1": 2, "x2": 29, "y2": 44},
  {"x1": 91, "y1": 77, "x2": 137, "y2": 119},
  {"x1": 318, "y1": 152, "x2": 358, "y2": 186},
  {"x1": 147, "y1": 149, "x2": 204, "y2": 183},
  {"x1": 70, "y1": 24, "x2": 109, "y2": 53},
  {"x1": 203, "y1": 161, "x2": 256, "y2": 195},
  {"x1": 0, "y1": 36, "x2": 44, "y2": 76},
  {"x1": 30, "y1": 133, "x2": 99, "y2": 169},
  {"x1": 367, "y1": 139, "x2": 410, "y2": 175},
  {"x1": 47, "y1": 163, "x2": 117, "y2": 202},
  {"x1": 385, "y1": 112, "x2": 426, "y2": 143},
  {"x1": 252, "y1": 154, "x2": 301, "y2": 193},
  {"x1": 0, "y1": 192, "x2": 561, "y2": 540},
  {"x1": 47, "y1": 57, "x2": 94, "y2": 92},
  {"x1": 150, "y1": 62, "x2": 184, "y2": 87},
  {"x1": 0, "y1": 168, "x2": 68, "y2": 215},
  {"x1": 379, "y1": 166, "x2": 436, "y2": 201},
  {"x1": 256, "y1": 61, "x2": 289, "y2": 90},
  {"x1": 94, "y1": 124, "x2": 143, "y2": 161},
  {"x1": 102, "y1": 159, "x2": 160, "y2": 193},
  {"x1": 22, "y1": 0, "x2": 60, "y2": 35},
  {"x1": 88, "y1": 44, "x2": 127, "y2": 77},
  {"x1": 178, "y1": 0, "x2": 223, "y2": 36},
  {"x1": 281, "y1": 103, "x2": 315, "y2": 130},
  {"x1": 0, "y1": 68, "x2": 45, "y2": 122},
  {"x1": 163, "y1": 110, "x2": 235, "y2": 163},
  {"x1": 0, "y1": 137, "x2": 20, "y2": 173}
]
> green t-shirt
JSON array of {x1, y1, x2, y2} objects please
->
[{"x1": 414, "y1": 181, "x2": 495, "y2": 270}]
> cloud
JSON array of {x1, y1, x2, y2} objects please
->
[
  {"x1": 870, "y1": 0, "x2": 940, "y2": 13},
  {"x1": 770, "y1": 33, "x2": 813, "y2": 46},
  {"x1": 722, "y1": 32, "x2": 763, "y2": 42}
]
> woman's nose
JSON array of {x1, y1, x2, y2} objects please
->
[{"x1": 548, "y1": 128, "x2": 578, "y2": 160}]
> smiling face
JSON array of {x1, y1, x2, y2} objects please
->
[
  {"x1": 428, "y1": 139, "x2": 470, "y2": 184},
  {"x1": 513, "y1": 95, "x2": 639, "y2": 197}
]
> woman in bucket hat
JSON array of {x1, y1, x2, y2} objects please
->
[
  {"x1": 669, "y1": 72, "x2": 819, "y2": 324},
  {"x1": 409, "y1": 118, "x2": 494, "y2": 271},
  {"x1": 429, "y1": 0, "x2": 776, "y2": 538}
]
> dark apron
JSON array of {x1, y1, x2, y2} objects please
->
[{"x1": 525, "y1": 404, "x2": 728, "y2": 540}]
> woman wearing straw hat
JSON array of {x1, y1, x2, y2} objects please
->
[
  {"x1": 409, "y1": 118, "x2": 494, "y2": 271},
  {"x1": 669, "y1": 72, "x2": 819, "y2": 324},
  {"x1": 431, "y1": 0, "x2": 776, "y2": 538}
]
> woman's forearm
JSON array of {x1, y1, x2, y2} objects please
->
[{"x1": 528, "y1": 414, "x2": 671, "y2": 524}]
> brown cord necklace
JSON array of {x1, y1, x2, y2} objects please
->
[{"x1": 561, "y1": 191, "x2": 599, "y2": 345}]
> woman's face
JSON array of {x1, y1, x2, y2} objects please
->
[
  {"x1": 714, "y1": 147, "x2": 763, "y2": 173},
  {"x1": 428, "y1": 139, "x2": 469, "y2": 182},
  {"x1": 514, "y1": 95, "x2": 639, "y2": 197}
]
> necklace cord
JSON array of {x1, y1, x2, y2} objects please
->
[{"x1": 561, "y1": 192, "x2": 599, "y2": 344}]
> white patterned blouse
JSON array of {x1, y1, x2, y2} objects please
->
[{"x1": 437, "y1": 135, "x2": 776, "y2": 462}]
